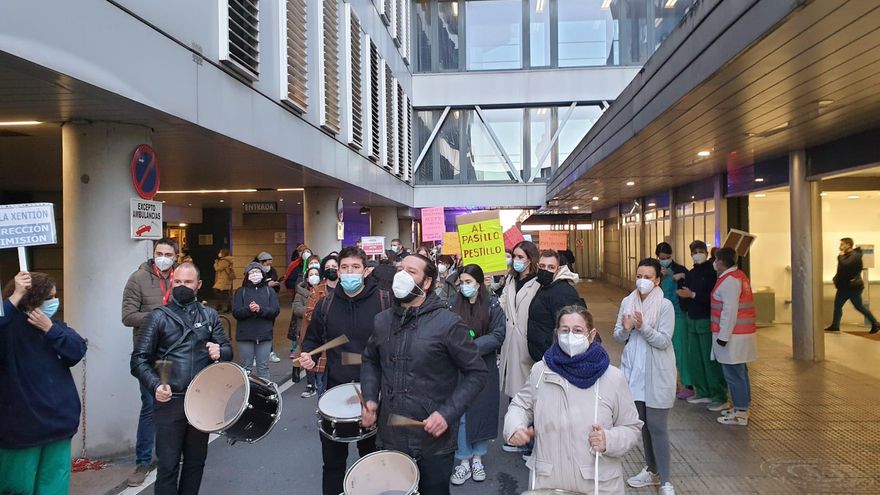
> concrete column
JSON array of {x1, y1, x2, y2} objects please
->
[
  {"x1": 370, "y1": 206, "x2": 399, "y2": 244},
  {"x1": 789, "y1": 150, "x2": 825, "y2": 361},
  {"x1": 62, "y1": 122, "x2": 153, "y2": 457},
  {"x1": 304, "y1": 188, "x2": 342, "y2": 256}
]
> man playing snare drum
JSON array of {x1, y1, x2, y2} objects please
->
[
  {"x1": 298, "y1": 246, "x2": 391, "y2": 495},
  {"x1": 131, "y1": 263, "x2": 232, "y2": 495}
]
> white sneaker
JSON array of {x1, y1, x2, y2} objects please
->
[
  {"x1": 717, "y1": 411, "x2": 749, "y2": 426},
  {"x1": 627, "y1": 467, "x2": 661, "y2": 488},
  {"x1": 660, "y1": 482, "x2": 676, "y2": 495},
  {"x1": 719, "y1": 407, "x2": 735, "y2": 416},
  {"x1": 686, "y1": 395, "x2": 712, "y2": 404},
  {"x1": 269, "y1": 352, "x2": 281, "y2": 363},
  {"x1": 450, "y1": 464, "x2": 471, "y2": 485},
  {"x1": 707, "y1": 401, "x2": 731, "y2": 412},
  {"x1": 471, "y1": 462, "x2": 486, "y2": 482}
]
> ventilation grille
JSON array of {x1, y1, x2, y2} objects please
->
[
  {"x1": 393, "y1": 0, "x2": 402, "y2": 47},
  {"x1": 376, "y1": 0, "x2": 389, "y2": 25},
  {"x1": 348, "y1": 9, "x2": 364, "y2": 149},
  {"x1": 405, "y1": 96, "x2": 413, "y2": 182},
  {"x1": 369, "y1": 41, "x2": 381, "y2": 163},
  {"x1": 320, "y1": 0, "x2": 341, "y2": 133},
  {"x1": 225, "y1": 0, "x2": 260, "y2": 77},
  {"x1": 284, "y1": 0, "x2": 308, "y2": 111},
  {"x1": 384, "y1": 63, "x2": 395, "y2": 172},
  {"x1": 396, "y1": 80, "x2": 405, "y2": 179}
]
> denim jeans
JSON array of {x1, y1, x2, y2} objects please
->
[
  {"x1": 721, "y1": 363, "x2": 752, "y2": 411},
  {"x1": 455, "y1": 415, "x2": 488, "y2": 460},
  {"x1": 832, "y1": 287, "x2": 878, "y2": 327},
  {"x1": 154, "y1": 398, "x2": 208, "y2": 495},
  {"x1": 136, "y1": 382, "x2": 155, "y2": 465},
  {"x1": 238, "y1": 339, "x2": 272, "y2": 380},
  {"x1": 315, "y1": 372, "x2": 327, "y2": 395}
]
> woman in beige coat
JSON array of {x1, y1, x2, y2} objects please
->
[
  {"x1": 212, "y1": 248, "x2": 235, "y2": 312},
  {"x1": 505, "y1": 306, "x2": 642, "y2": 494},
  {"x1": 499, "y1": 241, "x2": 541, "y2": 400}
]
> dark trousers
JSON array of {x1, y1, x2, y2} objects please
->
[
  {"x1": 416, "y1": 452, "x2": 455, "y2": 495},
  {"x1": 832, "y1": 287, "x2": 878, "y2": 327},
  {"x1": 154, "y1": 398, "x2": 209, "y2": 495},
  {"x1": 320, "y1": 433, "x2": 377, "y2": 495},
  {"x1": 136, "y1": 382, "x2": 155, "y2": 465}
]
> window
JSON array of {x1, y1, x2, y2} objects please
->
[
  {"x1": 558, "y1": 0, "x2": 617, "y2": 67},
  {"x1": 414, "y1": 1, "x2": 433, "y2": 71},
  {"x1": 529, "y1": 0, "x2": 551, "y2": 67},
  {"x1": 437, "y1": 110, "x2": 463, "y2": 182},
  {"x1": 557, "y1": 105, "x2": 602, "y2": 164},
  {"x1": 465, "y1": 0, "x2": 522, "y2": 70},
  {"x1": 345, "y1": 6, "x2": 363, "y2": 148},
  {"x1": 528, "y1": 107, "x2": 553, "y2": 181},
  {"x1": 221, "y1": 0, "x2": 260, "y2": 78},
  {"x1": 463, "y1": 111, "x2": 509, "y2": 182},
  {"x1": 415, "y1": 110, "x2": 440, "y2": 183},
  {"x1": 480, "y1": 108, "x2": 523, "y2": 179},
  {"x1": 283, "y1": 0, "x2": 308, "y2": 111},
  {"x1": 319, "y1": 0, "x2": 341, "y2": 133},
  {"x1": 437, "y1": 1, "x2": 461, "y2": 70}
]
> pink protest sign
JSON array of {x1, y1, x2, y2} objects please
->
[
  {"x1": 421, "y1": 207, "x2": 446, "y2": 242},
  {"x1": 503, "y1": 226, "x2": 525, "y2": 250}
]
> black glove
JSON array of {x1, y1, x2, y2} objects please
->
[{"x1": 716, "y1": 339, "x2": 728, "y2": 347}]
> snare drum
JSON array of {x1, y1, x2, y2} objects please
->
[
  {"x1": 317, "y1": 383, "x2": 376, "y2": 443},
  {"x1": 184, "y1": 362, "x2": 282, "y2": 444},
  {"x1": 343, "y1": 450, "x2": 420, "y2": 495}
]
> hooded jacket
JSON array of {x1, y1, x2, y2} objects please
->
[
  {"x1": 361, "y1": 293, "x2": 488, "y2": 457},
  {"x1": 680, "y1": 259, "x2": 717, "y2": 320},
  {"x1": 527, "y1": 266, "x2": 585, "y2": 362},
  {"x1": 232, "y1": 268, "x2": 281, "y2": 342},
  {"x1": 289, "y1": 280, "x2": 313, "y2": 341},
  {"x1": 122, "y1": 260, "x2": 175, "y2": 339},
  {"x1": 834, "y1": 248, "x2": 865, "y2": 290}
]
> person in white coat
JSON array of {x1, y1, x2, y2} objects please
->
[
  {"x1": 498, "y1": 240, "x2": 541, "y2": 453},
  {"x1": 613, "y1": 258, "x2": 677, "y2": 495},
  {"x1": 710, "y1": 247, "x2": 758, "y2": 426},
  {"x1": 505, "y1": 306, "x2": 642, "y2": 494}
]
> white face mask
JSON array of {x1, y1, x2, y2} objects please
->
[
  {"x1": 392, "y1": 270, "x2": 423, "y2": 300},
  {"x1": 558, "y1": 332, "x2": 589, "y2": 357},
  {"x1": 302, "y1": 251, "x2": 312, "y2": 260},
  {"x1": 713, "y1": 261, "x2": 722, "y2": 272},
  {"x1": 248, "y1": 271, "x2": 263, "y2": 284},
  {"x1": 438, "y1": 264, "x2": 448, "y2": 274},
  {"x1": 154, "y1": 256, "x2": 174, "y2": 272},
  {"x1": 636, "y1": 278, "x2": 655, "y2": 295},
  {"x1": 692, "y1": 252, "x2": 707, "y2": 264},
  {"x1": 308, "y1": 274, "x2": 321, "y2": 286}
]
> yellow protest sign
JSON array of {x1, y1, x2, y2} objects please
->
[
  {"x1": 456, "y1": 211, "x2": 507, "y2": 275},
  {"x1": 442, "y1": 232, "x2": 461, "y2": 256}
]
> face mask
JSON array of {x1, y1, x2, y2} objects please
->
[
  {"x1": 513, "y1": 260, "x2": 527, "y2": 273},
  {"x1": 659, "y1": 259, "x2": 672, "y2": 268},
  {"x1": 713, "y1": 261, "x2": 721, "y2": 272},
  {"x1": 506, "y1": 256, "x2": 512, "y2": 267},
  {"x1": 536, "y1": 269, "x2": 555, "y2": 287},
  {"x1": 324, "y1": 268, "x2": 339, "y2": 281},
  {"x1": 558, "y1": 332, "x2": 589, "y2": 357},
  {"x1": 393, "y1": 270, "x2": 424, "y2": 303},
  {"x1": 460, "y1": 283, "x2": 478, "y2": 298},
  {"x1": 438, "y1": 264, "x2": 448, "y2": 275},
  {"x1": 41, "y1": 298, "x2": 60, "y2": 319},
  {"x1": 248, "y1": 271, "x2": 263, "y2": 284},
  {"x1": 171, "y1": 285, "x2": 196, "y2": 305},
  {"x1": 154, "y1": 256, "x2": 174, "y2": 272},
  {"x1": 302, "y1": 251, "x2": 312, "y2": 260},
  {"x1": 636, "y1": 278, "x2": 655, "y2": 295},
  {"x1": 340, "y1": 273, "x2": 364, "y2": 293},
  {"x1": 308, "y1": 262, "x2": 320, "y2": 270},
  {"x1": 260, "y1": 264, "x2": 270, "y2": 273},
  {"x1": 308, "y1": 274, "x2": 321, "y2": 286},
  {"x1": 391, "y1": 245, "x2": 400, "y2": 254},
  {"x1": 692, "y1": 253, "x2": 707, "y2": 264}
]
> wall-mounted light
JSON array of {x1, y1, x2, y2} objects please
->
[
  {"x1": 572, "y1": 206, "x2": 580, "y2": 210},
  {"x1": 179, "y1": 223, "x2": 187, "y2": 227},
  {"x1": 0, "y1": 120, "x2": 42, "y2": 126},
  {"x1": 755, "y1": 177, "x2": 764, "y2": 183},
  {"x1": 592, "y1": 196, "x2": 599, "y2": 201},
  {"x1": 697, "y1": 150, "x2": 711, "y2": 157},
  {"x1": 647, "y1": 202, "x2": 656, "y2": 207},
  {"x1": 626, "y1": 181, "x2": 635, "y2": 186}
]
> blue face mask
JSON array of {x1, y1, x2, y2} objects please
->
[
  {"x1": 41, "y1": 298, "x2": 60, "y2": 319},
  {"x1": 460, "y1": 283, "x2": 478, "y2": 298},
  {"x1": 339, "y1": 273, "x2": 364, "y2": 293},
  {"x1": 513, "y1": 260, "x2": 527, "y2": 273},
  {"x1": 659, "y1": 259, "x2": 672, "y2": 268}
]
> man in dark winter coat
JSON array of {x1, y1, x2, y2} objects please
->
[
  {"x1": 361, "y1": 254, "x2": 487, "y2": 495},
  {"x1": 526, "y1": 250, "x2": 585, "y2": 362},
  {"x1": 826, "y1": 237, "x2": 880, "y2": 333},
  {"x1": 298, "y1": 247, "x2": 390, "y2": 495}
]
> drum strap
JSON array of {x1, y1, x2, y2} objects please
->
[{"x1": 157, "y1": 305, "x2": 211, "y2": 359}]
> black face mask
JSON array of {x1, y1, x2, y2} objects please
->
[
  {"x1": 324, "y1": 269, "x2": 339, "y2": 282},
  {"x1": 171, "y1": 285, "x2": 196, "y2": 305},
  {"x1": 537, "y1": 269, "x2": 555, "y2": 287}
]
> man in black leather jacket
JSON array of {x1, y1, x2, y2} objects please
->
[
  {"x1": 361, "y1": 254, "x2": 487, "y2": 495},
  {"x1": 131, "y1": 263, "x2": 232, "y2": 495}
]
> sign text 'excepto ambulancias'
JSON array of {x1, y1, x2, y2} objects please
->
[
  {"x1": 131, "y1": 199, "x2": 163, "y2": 240},
  {"x1": 0, "y1": 203, "x2": 57, "y2": 248}
]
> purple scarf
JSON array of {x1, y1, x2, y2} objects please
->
[{"x1": 544, "y1": 341, "x2": 610, "y2": 389}]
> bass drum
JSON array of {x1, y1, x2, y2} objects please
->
[
  {"x1": 184, "y1": 362, "x2": 282, "y2": 443},
  {"x1": 343, "y1": 450, "x2": 420, "y2": 495}
]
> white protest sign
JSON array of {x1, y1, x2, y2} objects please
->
[
  {"x1": 361, "y1": 236, "x2": 386, "y2": 256},
  {"x1": 0, "y1": 203, "x2": 57, "y2": 249},
  {"x1": 131, "y1": 198, "x2": 163, "y2": 240}
]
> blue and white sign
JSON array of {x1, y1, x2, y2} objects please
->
[{"x1": 0, "y1": 203, "x2": 57, "y2": 248}]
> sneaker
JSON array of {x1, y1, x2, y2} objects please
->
[
  {"x1": 300, "y1": 385, "x2": 316, "y2": 398},
  {"x1": 824, "y1": 326, "x2": 840, "y2": 332},
  {"x1": 501, "y1": 443, "x2": 530, "y2": 453},
  {"x1": 269, "y1": 352, "x2": 281, "y2": 363},
  {"x1": 450, "y1": 464, "x2": 471, "y2": 485},
  {"x1": 707, "y1": 401, "x2": 731, "y2": 412},
  {"x1": 871, "y1": 324, "x2": 880, "y2": 335},
  {"x1": 660, "y1": 482, "x2": 676, "y2": 495},
  {"x1": 686, "y1": 395, "x2": 712, "y2": 404},
  {"x1": 471, "y1": 462, "x2": 486, "y2": 482},
  {"x1": 717, "y1": 411, "x2": 749, "y2": 426},
  {"x1": 719, "y1": 407, "x2": 735, "y2": 416},
  {"x1": 126, "y1": 464, "x2": 151, "y2": 487},
  {"x1": 676, "y1": 388, "x2": 695, "y2": 400},
  {"x1": 626, "y1": 466, "x2": 660, "y2": 488}
]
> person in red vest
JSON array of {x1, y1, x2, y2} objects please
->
[{"x1": 710, "y1": 247, "x2": 757, "y2": 426}]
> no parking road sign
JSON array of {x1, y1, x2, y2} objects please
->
[{"x1": 131, "y1": 144, "x2": 160, "y2": 200}]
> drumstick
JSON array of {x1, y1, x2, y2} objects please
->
[
  {"x1": 353, "y1": 384, "x2": 365, "y2": 408},
  {"x1": 155, "y1": 360, "x2": 172, "y2": 387},
  {"x1": 340, "y1": 351, "x2": 362, "y2": 366},
  {"x1": 388, "y1": 414, "x2": 426, "y2": 427},
  {"x1": 293, "y1": 334, "x2": 350, "y2": 367}
]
